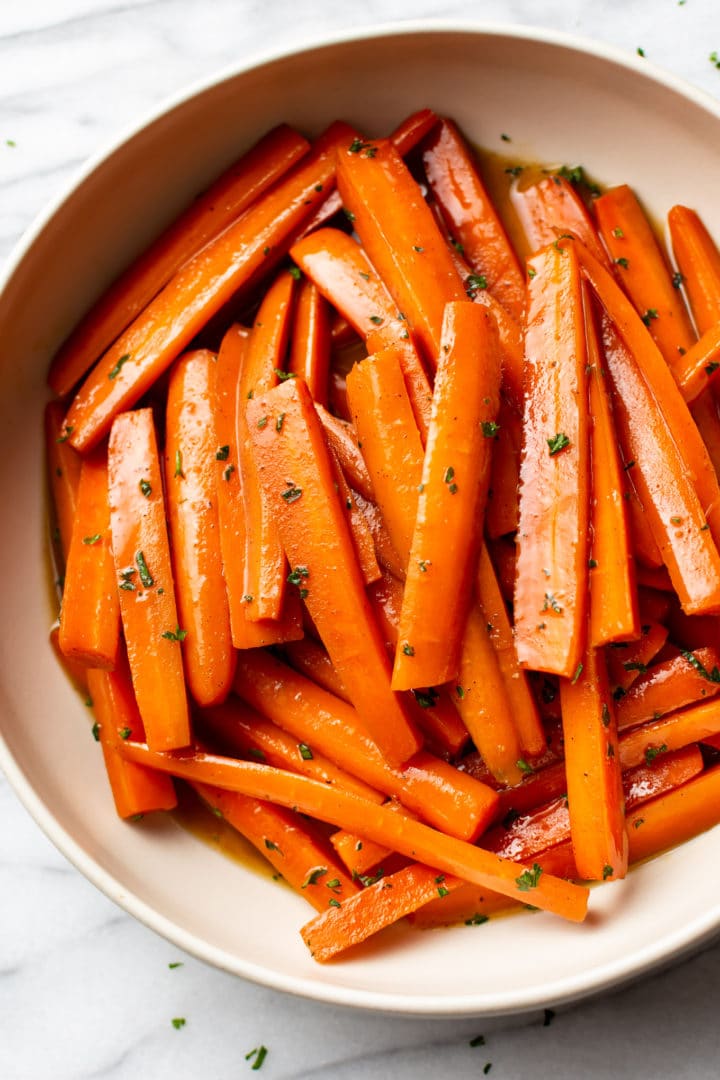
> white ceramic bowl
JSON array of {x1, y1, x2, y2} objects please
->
[{"x1": 3, "y1": 23, "x2": 720, "y2": 1017}]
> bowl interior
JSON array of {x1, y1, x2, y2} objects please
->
[{"x1": 2, "y1": 25, "x2": 720, "y2": 1016}]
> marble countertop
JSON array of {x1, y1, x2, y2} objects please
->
[{"x1": 4, "y1": 1, "x2": 720, "y2": 1077}]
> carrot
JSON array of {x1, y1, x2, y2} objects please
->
[
  {"x1": 118, "y1": 742, "x2": 589, "y2": 923},
  {"x1": 64, "y1": 122, "x2": 357, "y2": 453},
  {"x1": 584, "y1": 289, "x2": 639, "y2": 646},
  {"x1": 337, "y1": 138, "x2": 465, "y2": 369},
  {"x1": 409, "y1": 883, "x2": 518, "y2": 929},
  {"x1": 512, "y1": 174, "x2": 610, "y2": 267},
  {"x1": 45, "y1": 401, "x2": 82, "y2": 562},
  {"x1": 676, "y1": 323, "x2": 720, "y2": 404},
  {"x1": 233, "y1": 649, "x2": 496, "y2": 841},
  {"x1": 514, "y1": 242, "x2": 590, "y2": 677},
  {"x1": 626, "y1": 486, "x2": 664, "y2": 570},
  {"x1": 422, "y1": 118, "x2": 525, "y2": 322},
  {"x1": 246, "y1": 377, "x2": 421, "y2": 767},
  {"x1": 638, "y1": 585, "x2": 672, "y2": 626},
  {"x1": 668, "y1": 206, "x2": 720, "y2": 335},
  {"x1": 287, "y1": 278, "x2": 331, "y2": 405},
  {"x1": 192, "y1": 781, "x2": 359, "y2": 914},
  {"x1": 86, "y1": 654, "x2": 177, "y2": 819},
  {"x1": 49, "y1": 626, "x2": 88, "y2": 692},
  {"x1": 559, "y1": 645, "x2": 627, "y2": 881},
  {"x1": 107, "y1": 408, "x2": 190, "y2": 751},
  {"x1": 626, "y1": 763, "x2": 720, "y2": 862},
  {"x1": 346, "y1": 348, "x2": 425, "y2": 569},
  {"x1": 392, "y1": 303, "x2": 502, "y2": 690},
  {"x1": 606, "y1": 621, "x2": 669, "y2": 696},
  {"x1": 485, "y1": 400, "x2": 522, "y2": 539},
  {"x1": 328, "y1": 446, "x2": 382, "y2": 585},
  {"x1": 616, "y1": 647, "x2": 720, "y2": 730},
  {"x1": 58, "y1": 445, "x2": 120, "y2": 670},
  {"x1": 314, "y1": 405, "x2": 374, "y2": 502},
  {"x1": 284, "y1": 638, "x2": 350, "y2": 702},
  {"x1": 618, "y1": 697, "x2": 720, "y2": 770},
  {"x1": 352, "y1": 491, "x2": 405, "y2": 581},
  {"x1": 330, "y1": 829, "x2": 395, "y2": 878}
]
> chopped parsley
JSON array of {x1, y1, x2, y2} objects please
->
[
  {"x1": 274, "y1": 369, "x2": 297, "y2": 381},
  {"x1": 139, "y1": 478, "x2": 152, "y2": 497},
  {"x1": 82, "y1": 534, "x2": 101, "y2": 545},
  {"x1": 168, "y1": 961, "x2": 183, "y2": 969},
  {"x1": 644, "y1": 743, "x2": 668, "y2": 765},
  {"x1": 413, "y1": 687, "x2": 439, "y2": 709},
  {"x1": 108, "y1": 353, "x2": 130, "y2": 380},
  {"x1": 602, "y1": 865, "x2": 614, "y2": 880},
  {"x1": 515, "y1": 863, "x2": 543, "y2": 891},
  {"x1": 162, "y1": 625, "x2": 187, "y2": 642},
  {"x1": 216, "y1": 445, "x2": 230, "y2": 460},
  {"x1": 547, "y1": 432, "x2": 570, "y2": 456},
  {"x1": 680, "y1": 649, "x2": 720, "y2": 683},
  {"x1": 288, "y1": 265, "x2": 302, "y2": 280},
  {"x1": 245, "y1": 1045, "x2": 268, "y2": 1070},
  {"x1": 641, "y1": 308, "x2": 659, "y2": 326},
  {"x1": 466, "y1": 273, "x2": 488, "y2": 296},
  {"x1": 264, "y1": 838, "x2": 282, "y2": 853},
  {"x1": 171, "y1": 1018, "x2": 186, "y2": 1030},
  {"x1": 174, "y1": 450, "x2": 184, "y2": 478},
  {"x1": 281, "y1": 485, "x2": 303, "y2": 503},
  {"x1": 298, "y1": 743, "x2": 313, "y2": 761},
  {"x1": 301, "y1": 866, "x2": 327, "y2": 888},
  {"x1": 481, "y1": 420, "x2": 500, "y2": 438},
  {"x1": 135, "y1": 549, "x2": 153, "y2": 588},
  {"x1": 91, "y1": 722, "x2": 101, "y2": 742},
  {"x1": 119, "y1": 726, "x2": 132, "y2": 741},
  {"x1": 276, "y1": 413, "x2": 285, "y2": 432},
  {"x1": 543, "y1": 592, "x2": 563, "y2": 614},
  {"x1": 403, "y1": 642, "x2": 415, "y2": 657}
]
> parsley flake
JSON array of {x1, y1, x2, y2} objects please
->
[
  {"x1": 108, "y1": 353, "x2": 130, "y2": 380},
  {"x1": 547, "y1": 432, "x2": 570, "y2": 456},
  {"x1": 515, "y1": 863, "x2": 543, "y2": 891}
]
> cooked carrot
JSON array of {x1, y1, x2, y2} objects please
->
[
  {"x1": 238, "y1": 271, "x2": 297, "y2": 622},
  {"x1": 514, "y1": 242, "x2": 589, "y2": 678},
  {"x1": 512, "y1": 174, "x2": 610, "y2": 267},
  {"x1": 619, "y1": 697, "x2": 720, "y2": 770},
  {"x1": 409, "y1": 883, "x2": 519, "y2": 929},
  {"x1": 107, "y1": 408, "x2": 190, "y2": 750},
  {"x1": 86, "y1": 653, "x2": 177, "y2": 819},
  {"x1": 45, "y1": 401, "x2": 82, "y2": 562},
  {"x1": 595, "y1": 185, "x2": 696, "y2": 376},
  {"x1": 559, "y1": 645, "x2": 627, "y2": 881},
  {"x1": 328, "y1": 369, "x2": 352, "y2": 421},
  {"x1": 606, "y1": 621, "x2": 669, "y2": 696},
  {"x1": 246, "y1": 377, "x2": 421, "y2": 767},
  {"x1": 584, "y1": 289, "x2": 639, "y2": 646},
  {"x1": 496, "y1": 759, "x2": 570, "y2": 822},
  {"x1": 365, "y1": 329, "x2": 436, "y2": 442},
  {"x1": 330, "y1": 827, "x2": 396, "y2": 878},
  {"x1": 352, "y1": 491, "x2": 405, "y2": 581},
  {"x1": 301, "y1": 861, "x2": 465, "y2": 961},
  {"x1": 287, "y1": 278, "x2": 331, "y2": 405},
  {"x1": 58, "y1": 445, "x2": 120, "y2": 670},
  {"x1": 337, "y1": 138, "x2": 465, "y2": 369},
  {"x1": 392, "y1": 303, "x2": 501, "y2": 690},
  {"x1": 676, "y1": 323, "x2": 720, "y2": 403},
  {"x1": 328, "y1": 446, "x2": 381, "y2": 585},
  {"x1": 198, "y1": 700, "x2": 383, "y2": 802},
  {"x1": 49, "y1": 626, "x2": 88, "y2": 692},
  {"x1": 616, "y1": 647, "x2": 720, "y2": 730},
  {"x1": 634, "y1": 564, "x2": 674, "y2": 593},
  {"x1": 118, "y1": 742, "x2": 589, "y2": 923},
  {"x1": 476, "y1": 546, "x2": 545, "y2": 757},
  {"x1": 192, "y1": 781, "x2": 358, "y2": 913},
  {"x1": 637, "y1": 585, "x2": 672, "y2": 625},
  {"x1": 626, "y1": 486, "x2": 664, "y2": 569},
  {"x1": 626, "y1": 763, "x2": 720, "y2": 862},
  {"x1": 668, "y1": 206, "x2": 720, "y2": 335},
  {"x1": 49, "y1": 125, "x2": 309, "y2": 397},
  {"x1": 64, "y1": 122, "x2": 357, "y2": 453},
  {"x1": 422, "y1": 118, "x2": 525, "y2": 322},
  {"x1": 284, "y1": 638, "x2": 350, "y2": 702},
  {"x1": 314, "y1": 405, "x2": 374, "y2": 502},
  {"x1": 346, "y1": 348, "x2": 425, "y2": 569},
  {"x1": 689, "y1": 389, "x2": 720, "y2": 484},
  {"x1": 233, "y1": 649, "x2": 496, "y2": 841},
  {"x1": 485, "y1": 400, "x2": 521, "y2": 539}
]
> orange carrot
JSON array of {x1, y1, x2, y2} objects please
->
[
  {"x1": 559, "y1": 645, "x2": 627, "y2": 881},
  {"x1": 328, "y1": 446, "x2": 381, "y2": 586},
  {"x1": 314, "y1": 405, "x2": 374, "y2": 502},
  {"x1": 606, "y1": 621, "x2": 669, "y2": 696},
  {"x1": 616, "y1": 647, "x2": 720, "y2": 730},
  {"x1": 337, "y1": 138, "x2": 465, "y2": 369},
  {"x1": 246, "y1": 377, "x2": 421, "y2": 767},
  {"x1": 514, "y1": 242, "x2": 589, "y2": 677},
  {"x1": 58, "y1": 445, "x2": 120, "y2": 670},
  {"x1": 485, "y1": 400, "x2": 522, "y2": 539},
  {"x1": 107, "y1": 408, "x2": 190, "y2": 750},
  {"x1": 64, "y1": 122, "x2": 356, "y2": 452},
  {"x1": 422, "y1": 118, "x2": 525, "y2": 322},
  {"x1": 676, "y1": 323, "x2": 720, "y2": 403},
  {"x1": 233, "y1": 649, "x2": 496, "y2": 841},
  {"x1": 284, "y1": 638, "x2": 350, "y2": 702},
  {"x1": 392, "y1": 303, "x2": 501, "y2": 690},
  {"x1": 668, "y1": 205, "x2": 720, "y2": 335},
  {"x1": 118, "y1": 742, "x2": 589, "y2": 923},
  {"x1": 330, "y1": 828, "x2": 396, "y2": 878},
  {"x1": 288, "y1": 278, "x2": 331, "y2": 405},
  {"x1": 618, "y1": 697, "x2": 720, "y2": 770},
  {"x1": 45, "y1": 401, "x2": 82, "y2": 562},
  {"x1": 626, "y1": 763, "x2": 720, "y2": 862},
  {"x1": 512, "y1": 174, "x2": 609, "y2": 267},
  {"x1": 351, "y1": 491, "x2": 405, "y2": 581}
]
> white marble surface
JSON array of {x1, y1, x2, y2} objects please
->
[{"x1": 4, "y1": 1, "x2": 720, "y2": 1077}]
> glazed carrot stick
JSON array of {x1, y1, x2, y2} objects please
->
[
  {"x1": 64, "y1": 122, "x2": 357, "y2": 453},
  {"x1": 118, "y1": 742, "x2": 589, "y2": 923},
  {"x1": 192, "y1": 782, "x2": 359, "y2": 914},
  {"x1": 606, "y1": 621, "x2": 669, "y2": 696},
  {"x1": 246, "y1": 377, "x2": 421, "y2": 767},
  {"x1": 559, "y1": 645, "x2": 627, "y2": 881},
  {"x1": 284, "y1": 638, "x2": 350, "y2": 702},
  {"x1": 108, "y1": 408, "x2": 190, "y2": 750},
  {"x1": 86, "y1": 653, "x2": 177, "y2": 819},
  {"x1": 409, "y1": 883, "x2": 519, "y2": 929},
  {"x1": 301, "y1": 861, "x2": 466, "y2": 961},
  {"x1": 45, "y1": 401, "x2": 82, "y2": 562},
  {"x1": 512, "y1": 174, "x2": 610, "y2": 267},
  {"x1": 476, "y1": 546, "x2": 545, "y2": 757},
  {"x1": 165, "y1": 349, "x2": 236, "y2": 706},
  {"x1": 676, "y1": 323, "x2": 720, "y2": 403},
  {"x1": 626, "y1": 486, "x2": 664, "y2": 569},
  {"x1": 626, "y1": 763, "x2": 720, "y2": 862},
  {"x1": 352, "y1": 491, "x2": 405, "y2": 581},
  {"x1": 233, "y1": 649, "x2": 496, "y2": 841},
  {"x1": 337, "y1": 138, "x2": 466, "y2": 369},
  {"x1": 689, "y1": 390, "x2": 720, "y2": 485},
  {"x1": 584, "y1": 290, "x2": 639, "y2": 646},
  {"x1": 314, "y1": 405, "x2": 374, "y2": 502},
  {"x1": 238, "y1": 271, "x2": 297, "y2": 622},
  {"x1": 365, "y1": 328, "x2": 436, "y2": 441},
  {"x1": 668, "y1": 206, "x2": 720, "y2": 335},
  {"x1": 485, "y1": 400, "x2": 521, "y2": 539},
  {"x1": 392, "y1": 303, "x2": 502, "y2": 690},
  {"x1": 330, "y1": 827, "x2": 396, "y2": 878},
  {"x1": 595, "y1": 185, "x2": 696, "y2": 375},
  {"x1": 287, "y1": 278, "x2": 331, "y2": 405},
  {"x1": 422, "y1": 118, "x2": 525, "y2": 322},
  {"x1": 198, "y1": 700, "x2": 383, "y2": 802},
  {"x1": 618, "y1": 697, "x2": 720, "y2": 770},
  {"x1": 328, "y1": 446, "x2": 382, "y2": 585},
  {"x1": 637, "y1": 585, "x2": 672, "y2": 626},
  {"x1": 599, "y1": 315, "x2": 720, "y2": 614},
  {"x1": 616, "y1": 647, "x2": 720, "y2": 730},
  {"x1": 58, "y1": 446, "x2": 120, "y2": 670},
  {"x1": 346, "y1": 349, "x2": 425, "y2": 569},
  {"x1": 48, "y1": 125, "x2": 310, "y2": 396},
  {"x1": 514, "y1": 242, "x2": 590, "y2": 677}
]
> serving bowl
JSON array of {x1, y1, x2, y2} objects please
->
[{"x1": 2, "y1": 22, "x2": 720, "y2": 1017}]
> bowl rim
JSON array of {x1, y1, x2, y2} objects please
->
[{"x1": 4, "y1": 18, "x2": 720, "y2": 1017}]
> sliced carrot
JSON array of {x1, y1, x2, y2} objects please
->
[
  {"x1": 514, "y1": 242, "x2": 589, "y2": 677},
  {"x1": 284, "y1": 638, "x2": 350, "y2": 702},
  {"x1": 626, "y1": 763, "x2": 720, "y2": 863},
  {"x1": 409, "y1": 883, "x2": 518, "y2": 929},
  {"x1": 287, "y1": 277, "x2": 331, "y2": 406},
  {"x1": 485, "y1": 399, "x2": 522, "y2": 540},
  {"x1": 233, "y1": 649, "x2": 496, "y2": 842},
  {"x1": 393, "y1": 303, "x2": 501, "y2": 690},
  {"x1": 422, "y1": 118, "x2": 525, "y2": 322},
  {"x1": 337, "y1": 137, "x2": 465, "y2": 369},
  {"x1": 606, "y1": 621, "x2": 669, "y2": 696},
  {"x1": 637, "y1": 585, "x2": 672, "y2": 625},
  {"x1": 246, "y1": 377, "x2": 421, "y2": 767},
  {"x1": 626, "y1": 486, "x2": 664, "y2": 569},
  {"x1": 618, "y1": 697, "x2": 720, "y2": 770},
  {"x1": 118, "y1": 742, "x2": 589, "y2": 923},
  {"x1": 668, "y1": 205, "x2": 720, "y2": 335},
  {"x1": 559, "y1": 645, "x2": 627, "y2": 881},
  {"x1": 64, "y1": 122, "x2": 356, "y2": 453},
  {"x1": 58, "y1": 445, "x2": 120, "y2": 670},
  {"x1": 49, "y1": 125, "x2": 309, "y2": 397},
  {"x1": 45, "y1": 401, "x2": 82, "y2": 562},
  {"x1": 512, "y1": 174, "x2": 609, "y2": 267},
  {"x1": 352, "y1": 490, "x2": 405, "y2": 581},
  {"x1": 689, "y1": 389, "x2": 720, "y2": 482},
  {"x1": 330, "y1": 828, "x2": 395, "y2": 878},
  {"x1": 314, "y1": 405, "x2": 374, "y2": 502},
  {"x1": 107, "y1": 408, "x2": 190, "y2": 751},
  {"x1": 328, "y1": 446, "x2": 381, "y2": 585},
  {"x1": 677, "y1": 323, "x2": 720, "y2": 403},
  {"x1": 616, "y1": 647, "x2": 720, "y2": 731}
]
